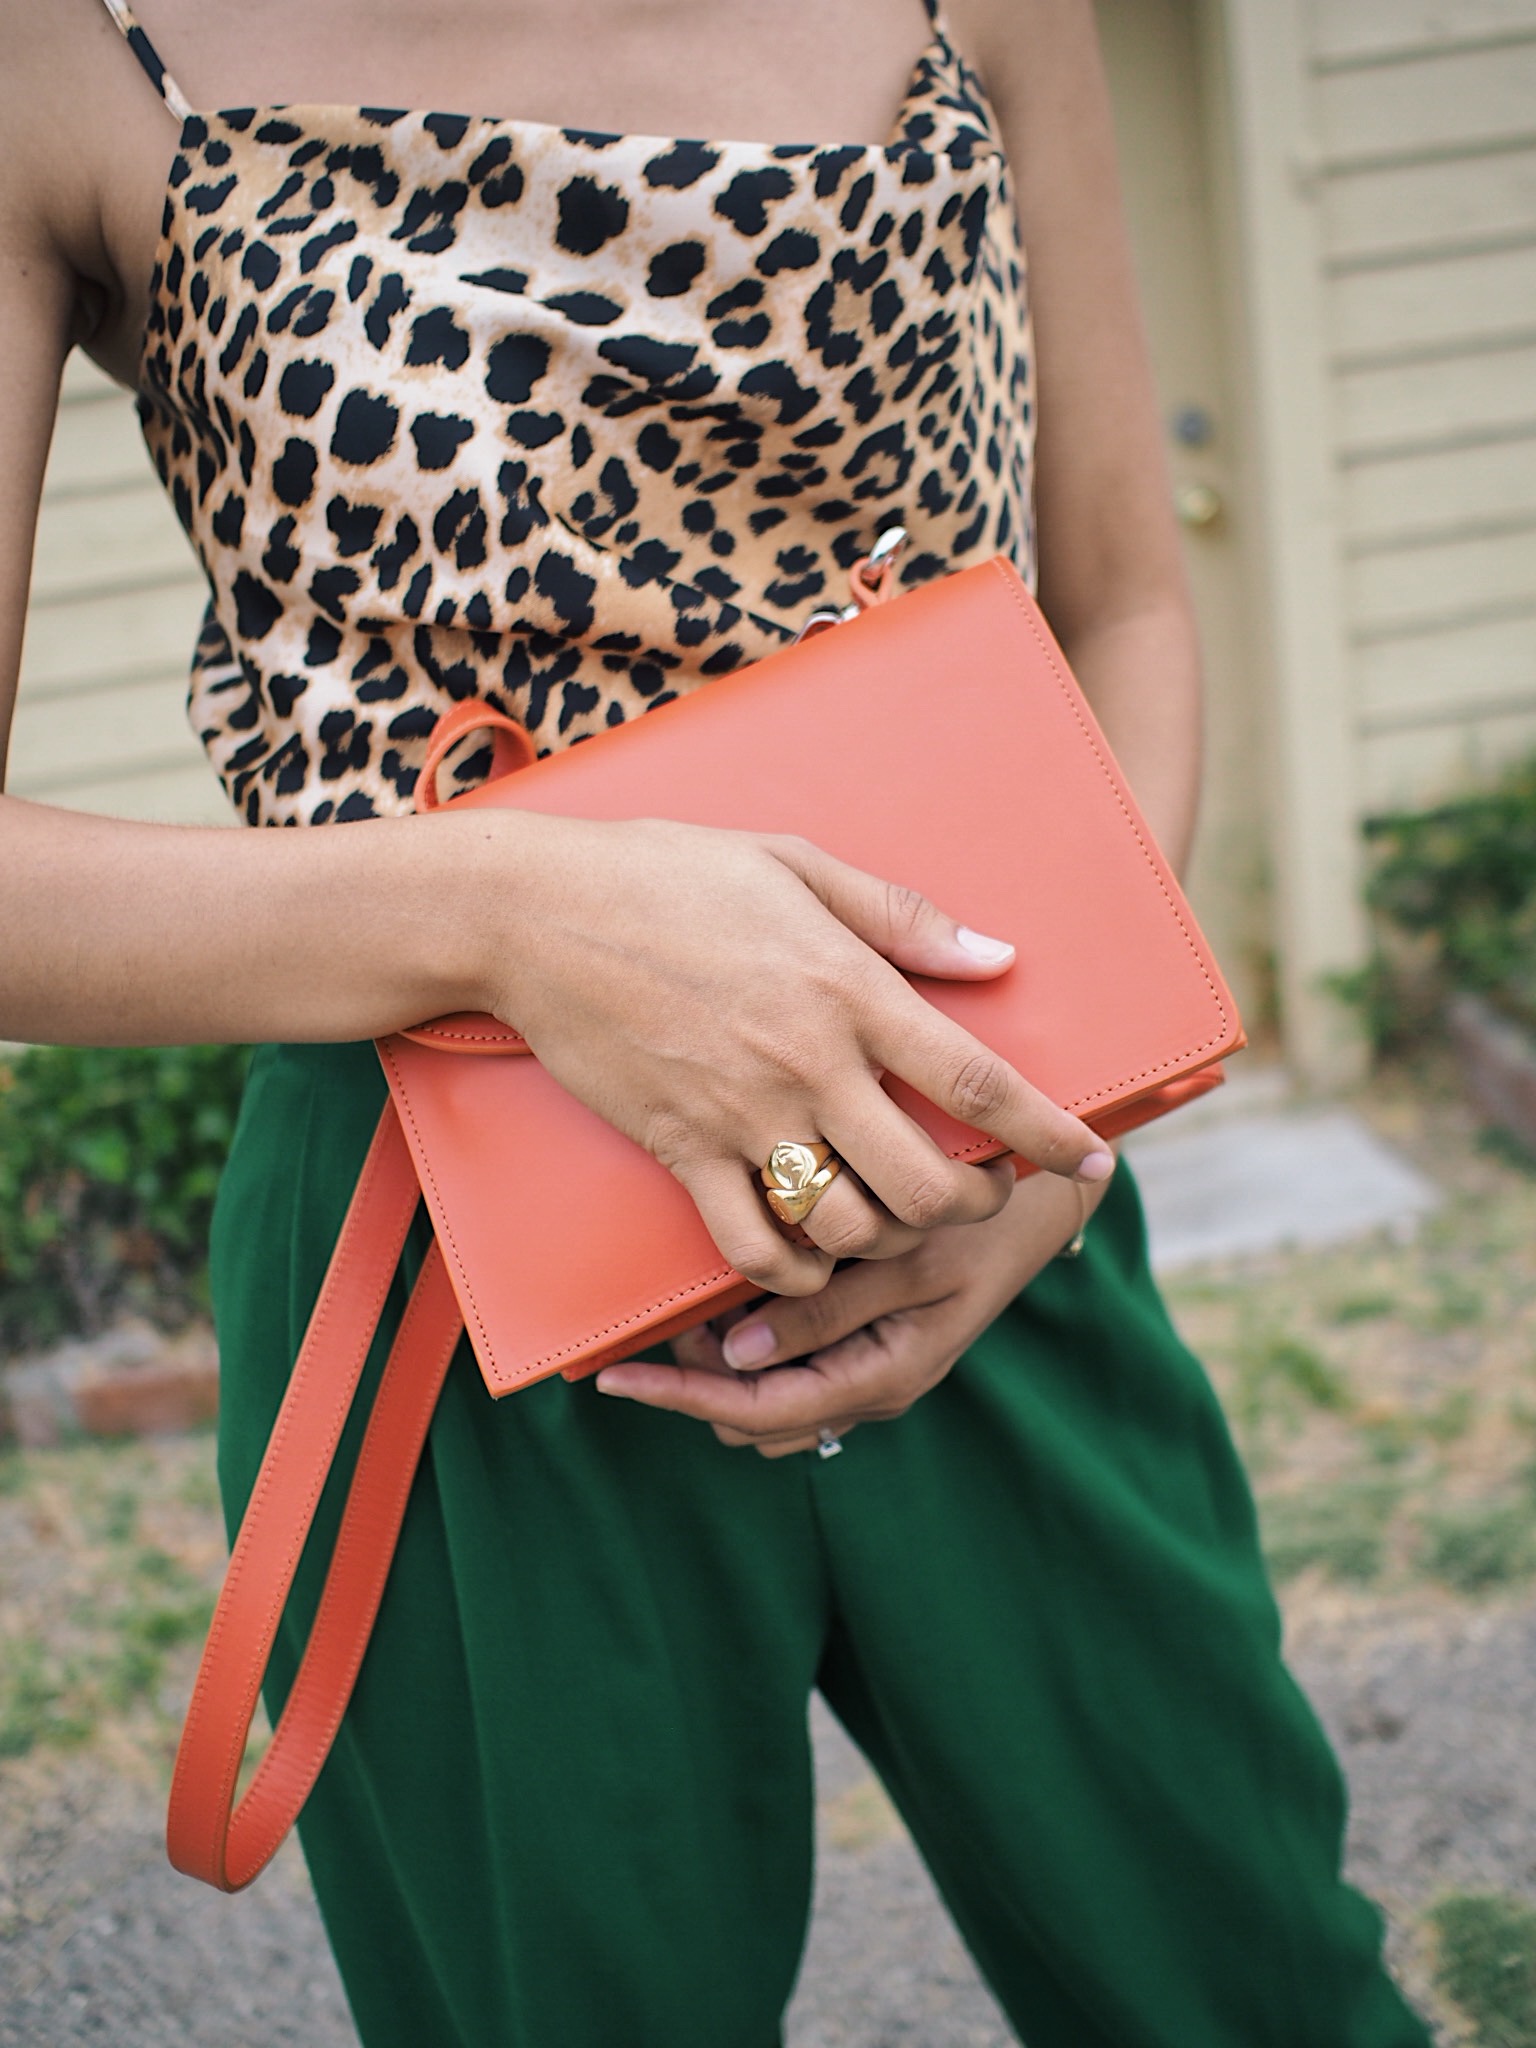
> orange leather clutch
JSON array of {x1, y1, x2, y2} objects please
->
[
  {"x1": 382, "y1": 548, "x2": 1242, "y2": 1389},
  {"x1": 166, "y1": 544, "x2": 1244, "y2": 1892}
]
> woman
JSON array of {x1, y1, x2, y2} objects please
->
[{"x1": 0, "y1": 1, "x2": 1430, "y2": 2042}]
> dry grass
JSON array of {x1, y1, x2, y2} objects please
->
[
  {"x1": 0, "y1": 1430, "x2": 224, "y2": 1775},
  {"x1": 1164, "y1": 1053, "x2": 1536, "y2": 1605}
]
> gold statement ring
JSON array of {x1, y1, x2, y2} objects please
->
[{"x1": 760, "y1": 1139, "x2": 843, "y2": 1228}]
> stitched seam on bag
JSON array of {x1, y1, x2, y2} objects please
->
[
  {"x1": 381, "y1": 1046, "x2": 764, "y2": 1381},
  {"x1": 505, "y1": 1271, "x2": 745, "y2": 1382},
  {"x1": 986, "y1": 559, "x2": 1232, "y2": 1104},
  {"x1": 409, "y1": 1024, "x2": 524, "y2": 1045},
  {"x1": 406, "y1": 1028, "x2": 1220, "y2": 1090}
]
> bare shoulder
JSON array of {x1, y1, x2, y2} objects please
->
[
  {"x1": 0, "y1": 0, "x2": 114, "y2": 330},
  {"x1": 0, "y1": 0, "x2": 173, "y2": 749},
  {"x1": 945, "y1": 0, "x2": 1186, "y2": 627},
  {"x1": 0, "y1": 0, "x2": 186, "y2": 367},
  {"x1": 940, "y1": 0, "x2": 1125, "y2": 253},
  {"x1": 943, "y1": 0, "x2": 1106, "y2": 138},
  {"x1": 0, "y1": 0, "x2": 72, "y2": 239}
]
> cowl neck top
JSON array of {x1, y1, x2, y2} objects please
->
[{"x1": 125, "y1": 5, "x2": 1035, "y2": 825}]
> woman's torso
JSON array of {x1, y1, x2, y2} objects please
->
[{"x1": 108, "y1": 0, "x2": 1036, "y2": 825}]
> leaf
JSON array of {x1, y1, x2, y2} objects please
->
[{"x1": 0, "y1": 1043, "x2": 250, "y2": 1347}]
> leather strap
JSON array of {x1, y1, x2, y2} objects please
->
[{"x1": 166, "y1": 1099, "x2": 463, "y2": 1891}]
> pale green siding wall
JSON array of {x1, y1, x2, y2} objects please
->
[
  {"x1": 10, "y1": 353, "x2": 229, "y2": 824},
  {"x1": 1306, "y1": 0, "x2": 1536, "y2": 812}
]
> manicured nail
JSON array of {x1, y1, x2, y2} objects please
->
[
  {"x1": 956, "y1": 926, "x2": 1015, "y2": 964},
  {"x1": 723, "y1": 1321, "x2": 776, "y2": 1370},
  {"x1": 1076, "y1": 1149, "x2": 1115, "y2": 1184}
]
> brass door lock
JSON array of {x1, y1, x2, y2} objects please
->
[{"x1": 1175, "y1": 481, "x2": 1224, "y2": 529}]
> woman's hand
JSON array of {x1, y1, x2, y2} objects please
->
[
  {"x1": 592, "y1": 1165, "x2": 1107, "y2": 1453},
  {"x1": 477, "y1": 811, "x2": 1115, "y2": 1301}
]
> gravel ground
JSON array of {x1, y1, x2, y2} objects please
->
[{"x1": 6, "y1": 1591, "x2": 1533, "y2": 2047}]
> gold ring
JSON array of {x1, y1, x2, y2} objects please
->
[{"x1": 760, "y1": 1139, "x2": 843, "y2": 1228}]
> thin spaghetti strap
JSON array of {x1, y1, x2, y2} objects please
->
[
  {"x1": 918, "y1": 0, "x2": 955, "y2": 49},
  {"x1": 97, "y1": 0, "x2": 195, "y2": 125}
]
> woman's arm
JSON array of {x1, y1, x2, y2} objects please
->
[
  {"x1": 962, "y1": 0, "x2": 1203, "y2": 876},
  {"x1": 0, "y1": 11, "x2": 529, "y2": 1046}
]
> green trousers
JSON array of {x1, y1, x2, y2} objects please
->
[{"x1": 211, "y1": 1042, "x2": 1430, "y2": 2048}]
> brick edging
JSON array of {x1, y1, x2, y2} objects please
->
[{"x1": 0, "y1": 1320, "x2": 218, "y2": 1447}]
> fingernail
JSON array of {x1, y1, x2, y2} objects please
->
[
  {"x1": 595, "y1": 1372, "x2": 631, "y2": 1396},
  {"x1": 723, "y1": 1321, "x2": 776, "y2": 1370},
  {"x1": 956, "y1": 926, "x2": 1015, "y2": 964},
  {"x1": 1076, "y1": 1149, "x2": 1115, "y2": 1184}
]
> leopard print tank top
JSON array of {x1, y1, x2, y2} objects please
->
[{"x1": 106, "y1": 0, "x2": 1035, "y2": 826}]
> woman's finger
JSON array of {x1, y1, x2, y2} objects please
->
[
  {"x1": 768, "y1": 838, "x2": 1114, "y2": 1186},
  {"x1": 670, "y1": 1325, "x2": 868, "y2": 1453},
  {"x1": 668, "y1": 1320, "x2": 731, "y2": 1373},
  {"x1": 596, "y1": 1329, "x2": 914, "y2": 1439},
  {"x1": 816, "y1": 1078, "x2": 1019, "y2": 1235},
  {"x1": 716, "y1": 1253, "x2": 946, "y2": 1372},
  {"x1": 865, "y1": 974, "x2": 1115, "y2": 1184},
  {"x1": 669, "y1": 1157, "x2": 833, "y2": 1296},
  {"x1": 771, "y1": 837, "x2": 1023, "y2": 983},
  {"x1": 788, "y1": 1163, "x2": 926, "y2": 1262}
]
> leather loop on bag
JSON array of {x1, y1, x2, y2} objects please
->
[
  {"x1": 846, "y1": 535, "x2": 904, "y2": 611},
  {"x1": 416, "y1": 701, "x2": 538, "y2": 813}
]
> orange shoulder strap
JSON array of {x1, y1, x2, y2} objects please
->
[{"x1": 165, "y1": 1099, "x2": 462, "y2": 1891}]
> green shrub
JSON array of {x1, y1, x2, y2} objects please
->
[
  {"x1": 1347, "y1": 751, "x2": 1536, "y2": 1046},
  {"x1": 0, "y1": 1043, "x2": 249, "y2": 1351},
  {"x1": 0, "y1": 1640, "x2": 90, "y2": 1759},
  {"x1": 1329, "y1": 1291, "x2": 1397, "y2": 1326},
  {"x1": 1422, "y1": 1388, "x2": 1475, "y2": 1446},
  {"x1": 1232, "y1": 1331, "x2": 1352, "y2": 1446},
  {"x1": 1428, "y1": 1891, "x2": 1536, "y2": 2047},
  {"x1": 1420, "y1": 1497, "x2": 1536, "y2": 1594},
  {"x1": 1259, "y1": 1479, "x2": 1399, "y2": 1585}
]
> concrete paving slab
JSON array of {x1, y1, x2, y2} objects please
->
[{"x1": 1126, "y1": 1106, "x2": 1441, "y2": 1272}]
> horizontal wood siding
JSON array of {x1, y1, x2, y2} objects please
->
[
  {"x1": 1306, "y1": 0, "x2": 1536, "y2": 813},
  {"x1": 1311, "y1": 0, "x2": 1536, "y2": 65},
  {"x1": 10, "y1": 353, "x2": 229, "y2": 824}
]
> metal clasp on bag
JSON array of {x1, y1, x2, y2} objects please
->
[{"x1": 795, "y1": 526, "x2": 908, "y2": 642}]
